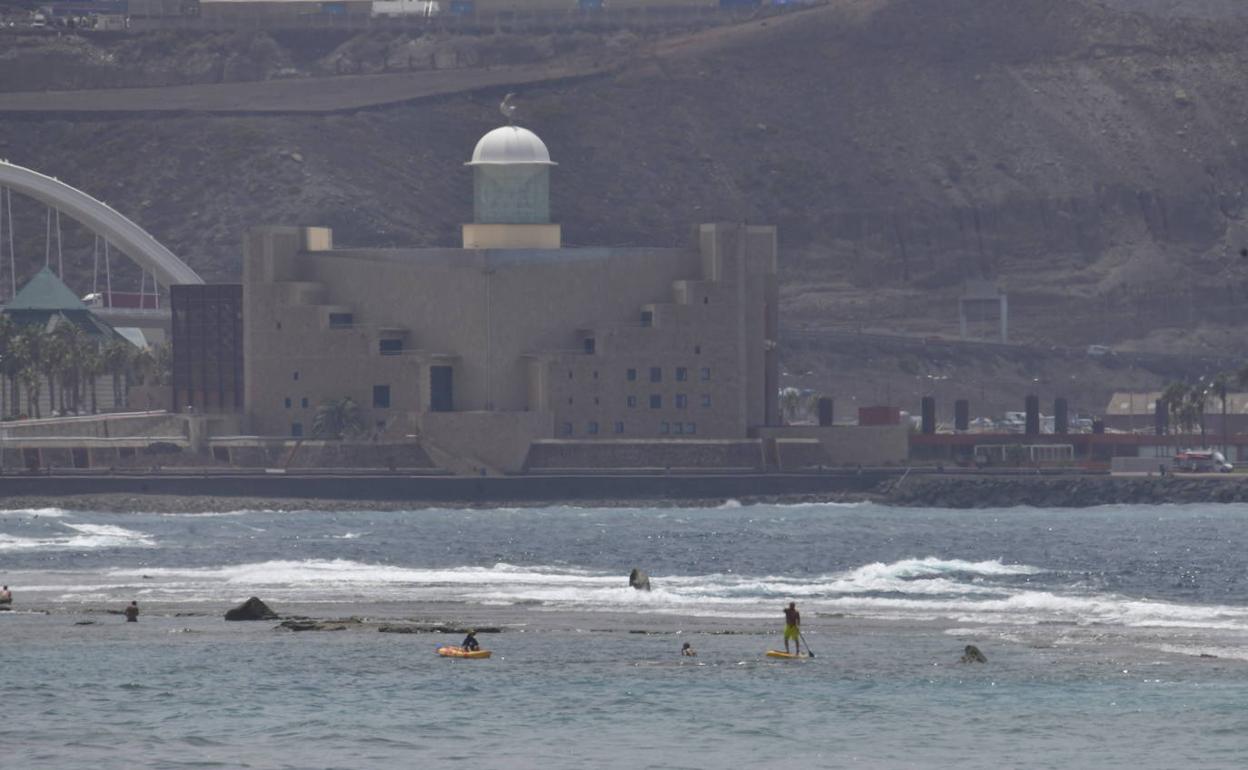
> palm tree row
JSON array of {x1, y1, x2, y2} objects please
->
[
  {"x1": 1158, "y1": 367, "x2": 1248, "y2": 450},
  {"x1": 0, "y1": 316, "x2": 162, "y2": 420}
]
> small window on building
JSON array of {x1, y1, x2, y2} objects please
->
[
  {"x1": 627, "y1": 368, "x2": 637, "y2": 382},
  {"x1": 301, "y1": 397, "x2": 308, "y2": 409},
  {"x1": 686, "y1": 422, "x2": 696, "y2": 435},
  {"x1": 373, "y1": 385, "x2": 391, "y2": 409},
  {"x1": 640, "y1": 310, "x2": 653, "y2": 328},
  {"x1": 291, "y1": 422, "x2": 304, "y2": 438},
  {"x1": 676, "y1": 367, "x2": 688, "y2": 382},
  {"x1": 561, "y1": 422, "x2": 573, "y2": 436},
  {"x1": 650, "y1": 367, "x2": 662, "y2": 383},
  {"x1": 700, "y1": 367, "x2": 711, "y2": 381},
  {"x1": 674, "y1": 422, "x2": 684, "y2": 435},
  {"x1": 660, "y1": 421, "x2": 670, "y2": 435},
  {"x1": 701, "y1": 394, "x2": 712, "y2": 408},
  {"x1": 380, "y1": 339, "x2": 403, "y2": 356},
  {"x1": 627, "y1": 395, "x2": 638, "y2": 408},
  {"x1": 583, "y1": 338, "x2": 596, "y2": 354},
  {"x1": 284, "y1": 397, "x2": 292, "y2": 409},
  {"x1": 588, "y1": 421, "x2": 599, "y2": 435},
  {"x1": 650, "y1": 394, "x2": 662, "y2": 409},
  {"x1": 614, "y1": 421, "x2": 625, "y2": 434},
  {"x1": 328, "y1": 312, "x2": 354, "y2": 329},
  {"x1": 675, "y1": 394, "x2": 688, "y2": 409}
]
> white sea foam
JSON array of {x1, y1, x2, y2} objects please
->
[
  {"x1": 0, "y1": 507, "x2": 67, "y2": 518},
  {"x1": 0, "y1": 523, "x2": 155, "y2": 551},
  {"x1": 26, "y1": 555, "x2": 1245, "y2": 635}
]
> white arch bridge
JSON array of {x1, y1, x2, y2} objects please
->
[{"x1": 0, "y1": 159, "x2": 204, "y2": 306}]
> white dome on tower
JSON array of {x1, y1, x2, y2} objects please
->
[{"x1": 468, "y1": 126, "x2": 556, "y2": 166}]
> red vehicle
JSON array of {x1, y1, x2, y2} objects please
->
[{"x1": 1173, "y1": 450, "x2": 1234, "y2": 473}]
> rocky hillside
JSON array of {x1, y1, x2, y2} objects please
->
[{"x1": 2, "y1": 0, "x2": 1248, "y2": 412}]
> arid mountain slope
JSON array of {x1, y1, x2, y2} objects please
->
[{"x1": 1, "y1": 0, "x2": 1246, "y2": 364}]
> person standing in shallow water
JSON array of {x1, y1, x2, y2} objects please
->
[
  {"x1": 784, "y1": 602, "x2": 801, "y2": 655},
  {"x1": 124, "y1": 601, "x2": 139, "y2": 622},
  {"x1": 0, "y1": 585, "x2": 12, "y2": 609}
]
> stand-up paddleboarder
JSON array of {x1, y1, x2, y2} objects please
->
[{"x1": 784, "y1": 602, "x2": 801, "y2": 656}]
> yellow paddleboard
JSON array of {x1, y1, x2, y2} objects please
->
[
  {"x1": 436, "y1": 645, "x2": 492, "y2": 659},
  {"x1": 766, "y1": 650, "x2": 807, "y2": 660}
]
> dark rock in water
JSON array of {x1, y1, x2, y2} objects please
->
[
  {"x1": 629, "y1": 568, "x2": 652, "y2": 591},
  {"x1": 278, "y1": 616, "x2": 364, "y2": 626},
  {"x1": 378, "y1": 625, "x2": 420, "y2": 634},
  {"x1": 377, "y1": 624, "x2": 501, "y2": 634},
  {"x1": 960, "y1": 644, "x2": 988, "y2": 663},
  {"x1": 224, "y1": 596, "x2": 279, "y2": 621},
  {"x1": 278, "y1": 617, "x2": 362, "y2": 632}
]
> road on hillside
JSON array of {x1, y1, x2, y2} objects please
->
[
  {"x1": 779, "y1": 327, "x2": 1235, "y2": 372},
  {"x1": 0, "y1": 6, "x2": 819, "y2": 114},
  {"x1": 0, "y1": 62, "x2": 611, "y2": 115}
]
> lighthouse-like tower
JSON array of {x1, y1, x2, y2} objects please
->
[{"x1": 461, "y1": 125, "x2": 562, "y2": 249}]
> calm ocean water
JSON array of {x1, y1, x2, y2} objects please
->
[{"x1": 2, "y1": 502, "x2": 1247, "y2": 769}]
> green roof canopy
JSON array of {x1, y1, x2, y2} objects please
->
[{"x1": 6, "y1": 267, "x2": 89, "y2": 311}]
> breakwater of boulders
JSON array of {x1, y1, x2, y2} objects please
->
[{"x1": 884, "y1": 474, "x2": 1248, "y2": 508}]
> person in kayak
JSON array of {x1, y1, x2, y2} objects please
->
[
  {"x1": 783, "y1": 602, "x2": 801, "y2": 655},
  {"x1": 461, "y1": 630, "x2": 480, "y2": 652}
]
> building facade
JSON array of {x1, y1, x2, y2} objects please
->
[{"x1": 241, "y1": 124, "x2": 777, "y2": 469}]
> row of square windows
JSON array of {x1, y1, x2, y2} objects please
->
[
  {"x1": 631, "y1": 393, "x2": 710, "y2": 409},
  {"x1": 287, "y1": 390, "x2": 710, "y2": 410},
  {"x1": 285, "y1": 386, "x2": 392, "y2": 410},
  {"x1": 563, "y1": 367, "x2": 712, "y2": 382},
  {"x1": 565, "y1": 394, "x2": 711, "y2": 408},
  {"x1": 561, "y1": 421, "x2": 697, "y2": 436}
]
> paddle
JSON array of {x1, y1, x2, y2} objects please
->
[{"x1": 798, "y1": 630, "x2": 815, "y2": 658}]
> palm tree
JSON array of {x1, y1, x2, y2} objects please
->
[
  {"x1": 41, "y1": 331, "x2": 69, "y2": 416},
  {"x1": 79, "y1": 338, "x2": 104, "y2": 414},
  {"x1": 14, "y1": 329, "x2": 43, "y2": 419},
  {"x1": 1211, "y1": 371, "x2": 1234, "y2": 455},
  {"x1": 0, "y1": 315, "x2": 15, "y2": 418},
  {"x1": 779, "y1": 387, "x2": 802, "y2": 425},
  {"x1": 103, "y1": 339, "x2": 132, "y2": 409},
  {"x1": 1186, "y1": 382, "x2": 1210, "y2": 448},
  {"x1": 1160, "y1": 382, "x2": 1188, "y2": 438},
  {"x1": 51, "y1": 324, "x2": 87, "y2": 415},
  {"x1": 313, "y1": 397, "x2": 365, "y2": 439}
]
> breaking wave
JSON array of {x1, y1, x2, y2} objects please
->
[
  {"x1": 0, "y1": 523, "x2": 155, "y2": 551},
  {"x1": 7, "y1": 554, "x2": 1229, "y2": 634}
]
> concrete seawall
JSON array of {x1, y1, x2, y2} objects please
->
[
  {"x1": 0, "y1": 471, "x2": 894, "y2": 505},
  {"x1": 5, "y1": 470, "x2": 1245, "y2": 509}
]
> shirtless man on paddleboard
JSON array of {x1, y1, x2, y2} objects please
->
[{"x1": 784, "y1": 602, "x2": 801, "y2": 655}]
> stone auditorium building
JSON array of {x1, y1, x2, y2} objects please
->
[{"x1": 240, "y1": 122, "x2": 783, "y2": 471}]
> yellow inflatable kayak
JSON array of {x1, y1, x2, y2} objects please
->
[
  {"x1": 766, "y1": 650, "x2": 808, "y2": 660},
  {"x1": 436, "y1": 645, "x2": 492, "y2": 659}
]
